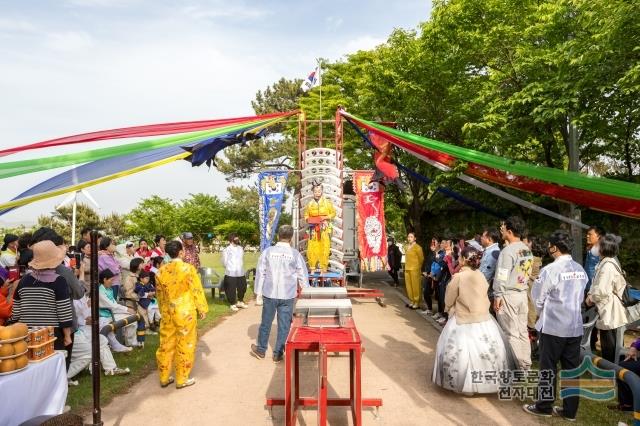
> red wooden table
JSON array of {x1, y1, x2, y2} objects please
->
[{"x1": 266, "y1": 316, "x2": 382, "y2": 425}]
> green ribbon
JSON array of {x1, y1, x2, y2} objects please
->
[
  {"x1": 361, "y1": 118, "x2": 640, "y2": 201},
  {"x1": 0, "y1": 118, "x2": 273, "y2": 180}
]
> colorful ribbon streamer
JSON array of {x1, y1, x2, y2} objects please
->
[
  {"x1": 0, "y1": 111, "x2": 295, "y2": 157},
  {"x1": 0, "y1": 113, "x2": 296, "y2": 213},
  {"x1": 342, "y1": 111, "x2": 640, "y2": 218}
]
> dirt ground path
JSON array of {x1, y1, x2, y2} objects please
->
[{"x1": 99, "y1": 276, "x2": 541, "y2": 426}]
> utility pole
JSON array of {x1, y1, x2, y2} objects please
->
[
  {"x1": 568, "y1": 118, "x2": 583, "y2": 263},
  {"x1": 317, "y1": 58, "x2": 322, "y2": 148}
]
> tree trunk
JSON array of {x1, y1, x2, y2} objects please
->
[
  {"x1": 624, "y1": 115, "x2": 634, "y2": 179},
  {"x1": 543, "y1": 125, "x2": 556, "y2": 167},
  {"x1": 559, "y1": 117, "x2": 571, "y2": 159}
]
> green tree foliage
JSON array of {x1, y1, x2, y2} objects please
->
[
  {"x1": 177, "y1": 193, "x2": 226, "y2": 240},
  {"x1": 216, "y1": 78, "x2": 302, "y2": 178},
  {"x1": 214, "y1": 220, "x2": 259, "y2": 246},
  {"x1": 125, "y1": 196, "x2": 179, "y2": 239},
  {"x1": 227, "y1": 0, "x2": 639, "y2": 244},
  {"x1": 225, "y1": 186, "x2": 259, "y2": 224},
  {"x1": 124, "y1": 190, "x2": 261, "y2": 244},
  {"x1": 37, "y1": 203, "x2": 101, "y2": 244},
  {"x1": 100, "y1": 213, "x2": 127, "y2": 240},
  {"x1": 251, "y1": 77, "x2": 303, "y2": 115}
]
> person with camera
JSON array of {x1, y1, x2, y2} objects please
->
[
  {"x1": 0, "y1": 268, "x2": 18, "y2": 326},
  {"x1": 77, "y1": 239, "x2": 92, "y2": 290},
  {"x1": 493, "y1": 216, "x2": 533, "y2": 371},
  {"x1": 0, "y1": 234, "x2": 19, "y2": 268}
]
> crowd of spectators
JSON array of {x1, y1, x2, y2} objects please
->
[
  {"x1": 392, "y1": 217, "x2": 631, "y2": 421},
  {"x1": 0, "y1": 227, "x2": 203, "y2": 386}
]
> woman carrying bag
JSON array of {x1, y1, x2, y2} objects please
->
[{"x1": 586, "y1": 234, "x2": 628, "y2": 362}]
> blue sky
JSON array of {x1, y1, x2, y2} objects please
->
[{"x1": 0, "y1": 0, "x2": 430, "y2": 225}]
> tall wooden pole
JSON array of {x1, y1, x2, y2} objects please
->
[
  {"x1": 90, "y1": 230, "x2": 103, "y2": 425},
  {"x1": 568, "y1": 119, "x2": 583, "y2": 263},
  {"x1": 318, "y1": 58, "x2": 322, "y2": 148}
]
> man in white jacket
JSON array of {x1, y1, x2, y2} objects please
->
[
  {"x1": 222, "y1": 233, "x2": 247, "y2": 312},
  {"x1": 523, "y1": 230, "x2": 588, "y2": 422}
]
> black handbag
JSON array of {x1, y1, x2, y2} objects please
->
[{"x1": 605, "y1": 259, "x2": 638, "y2": 308}]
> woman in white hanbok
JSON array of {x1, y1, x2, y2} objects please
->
[{"x1": 432, "y1": 246, "x2": 515, "y2": 394}]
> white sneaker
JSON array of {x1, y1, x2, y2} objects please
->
[
  {"x1": 113, "y1": 346, "x2": 133, "y2": 353},
  {"x1": 68, "y1": 379, "x2": 79, "y2": 386},
  {"x1": 236, "y1": 301, "x2": 248, "y2": 309},
  {"x1": 421, "y1": 309, "x2": 432, "y2": 315},
  {"x1": 437, "y1": 318, "x2": 447, "y2": 325},
  {"x1": 431, "y1": 313, "x2": 442, "y2": 320},
  {"x1": 230, "y1": 305, "x2": 239, "y2": 312}
]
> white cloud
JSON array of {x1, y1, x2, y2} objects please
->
[
  {"x1": 0, "y1": 18, "x2": 36, "y2": 33},
  {"x1": 325, "y1": 16, "x2": 343, "y2": 31},
  {"x1": 343, "y1": 35, "x2": 386, "y2": 54},
  {"x1": 44, "y1": 31, "x2": 94, "y2": 52},
  {"x1": 64, "y1": 0, "x2": 132, "y2": 7},
  {"x1": 0, "y1": 1, "x2": 424, "y2": 224},
  {"x1": 182, "y1": 3, "x2": 271, "y2": 21}
]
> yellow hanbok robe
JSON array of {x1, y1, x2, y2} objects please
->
[
  {"x1": 304, "y1": 196, "x2": 336, "y2": 272},
  {"x1": 404, "y1": 243, "x2": 424, "y2": 306},
  {"x1": 155, "y1": 259, "x2": 208, "y2": 386}
]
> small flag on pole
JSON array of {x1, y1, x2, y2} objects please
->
[{"x1": 300, "y1": 66, "x2": 321, "y2": 92}]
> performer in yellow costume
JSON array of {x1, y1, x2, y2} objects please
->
[
  {"x1": 304, "y1": 182, "x2": 336, "y2": 273},
  {"x1": 155, "y1": 240, "x2": 208, "y2": 389},
  {"x1": 404, "y1": 232, "x2": 424, "y2": 309}
]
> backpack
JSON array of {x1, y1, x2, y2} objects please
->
[{"x1": 604, "y1": 259, "x2": 637, "y2": 307}]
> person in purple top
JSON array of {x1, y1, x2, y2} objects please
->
[{"x1": 98, "y1": 237, "x2": 122, "y2": 300}]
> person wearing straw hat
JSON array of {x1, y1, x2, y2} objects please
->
[{"x1": 11, "y1": 240, "x2": 74, "y2": 359}]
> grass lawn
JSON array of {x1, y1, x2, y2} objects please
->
[
  {"x1": 511, "y1": 356, "x2": 635, "y2": 426},
  {"x1": 67, "y1": 252, "x2": 259, "y2": 415}
]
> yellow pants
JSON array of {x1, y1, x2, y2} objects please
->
[
  {"x1": 156, "y1": 308, "x2": 197, "y2": 386},
  {"x1": 307, "y1": 232, "x2": 331, "y2": 271},
  {"x1": 404, "y1": 269, "x2": 422, "y2": 305}
]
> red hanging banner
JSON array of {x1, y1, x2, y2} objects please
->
[{"x1": 354, "y1": 171, "x2": 387, "y2": 272}]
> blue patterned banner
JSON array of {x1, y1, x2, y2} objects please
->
[{"x1": 258, "y1": 171, "x2": 288, "y2": 251}]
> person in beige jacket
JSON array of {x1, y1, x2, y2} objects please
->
[
  {"x1": 586, "y1": 234, "x2": 627, "y2": 362},
  {"x1": 433, "y1": 246, "x2": 514, "y2": 394}
]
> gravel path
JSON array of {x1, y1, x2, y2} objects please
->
[{"x1": 99, "y1": 276, "x2": 541, "y2": 426}]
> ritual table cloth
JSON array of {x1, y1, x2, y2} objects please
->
[{"x1": 0, "y1": 352, "x2": 67, "y2": 426}]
